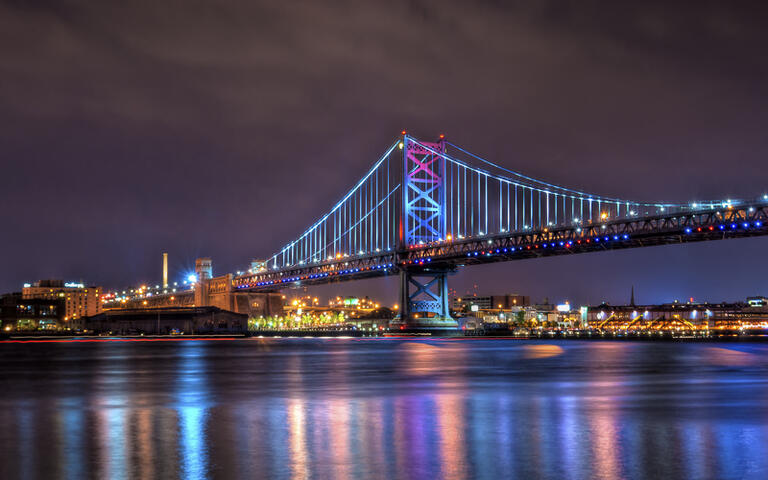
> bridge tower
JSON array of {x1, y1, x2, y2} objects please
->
[
  {"x1": 193, "y1": 257, "x2": 213, "y2": 307},
  {"x1": 395, "y1": 134, "x2": 458, "y2": 331}
]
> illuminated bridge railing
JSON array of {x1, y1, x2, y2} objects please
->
[
  {"x1": 405, "y1": 202, "x2": 768, "y2": 267},
  {"x1": 235, "y1": 202, "x2": 768, "y2": 291},
  {"x1": 234, "y1": 252, "x2": 398, "y2": 290}
]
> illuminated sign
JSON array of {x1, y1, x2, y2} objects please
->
[
  {"x1": 470, "y1": 304, "x2": 479, "y2": 312},
  {"x1": 343, "y1": 298, "x2": 359, "y2": 306},
  {"x1": 556, "y1": 304, "x2": 571, "y2": 312},
  {"x1": 65, "y1": 282, "x2": 85, "y2": 288},
  {"x1": 748, "y1": 297, "x2": 767, "y2": 307},
  {"x1": 23, "y1": 283, "x2": 31, "y2": 288}
]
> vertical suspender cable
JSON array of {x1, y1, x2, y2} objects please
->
[
  {"x1": 498, "y1": 179, "x2": 502, "y2": 232},
  {"x1": 470, "y1": 168, "x2": 474, "y2": 235},
  {"x1": 484, "y1": 174, "x2": 488, "y2": 234},
  {"x1": 506, "y1": 182, "x2": 510, "y2": 232},
  {"x1": 538, "y1": 191, "x2": 542, "y2": 229},
  {"x1": 514, "y1": 184, "x2": 518, "y2": 231},
  {"x1": 530, "y1": 187, "x2": 533, "y2": 228},
  {"x1": 448, "y1": 159, "x2": 453, "y2": 238}
]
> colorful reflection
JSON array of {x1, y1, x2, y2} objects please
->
[
  {"x1": 176, "y1": 342, "x2": 210, "y2": 480},
  {"x1": 1, "y1": 340, "x2": 768, "y2": 479},
  {"x1": 58, "y1": 400, "x2": 85, "y2": 480}
]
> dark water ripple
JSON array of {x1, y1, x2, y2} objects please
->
[{"x1": 1, "y1": 338, "x2": 768, "y2": 479}]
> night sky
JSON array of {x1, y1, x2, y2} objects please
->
[{"x1": 2, "y1": 1, "x2": 767, "y2": 305}]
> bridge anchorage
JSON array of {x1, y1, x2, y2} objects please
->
[{"x1": 231, "y1": 131, "x2": 768, "y2": 333}]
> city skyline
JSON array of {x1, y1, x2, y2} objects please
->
[
  {"x1": 4, "y1": 4, "x2": 768, "y2": 480},
  {"x1": 2, "y1": 1, "x2": 768, "y2": 304}
]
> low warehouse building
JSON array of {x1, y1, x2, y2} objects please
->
[{"x1": 80, "y1": 307, "x2": 247, "y2": 335}]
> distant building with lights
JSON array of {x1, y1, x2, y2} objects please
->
[
  {"x1": 747, "y1": 296, "x2": 768, "y2": 307},
  {"x1": 327, "y1": 296, "x2": 380, "y2": 309},
  {"x1": 1, "y1": 293, "x2": 64, "y2": 331},
  {"x1": 22, "y1": 279, "x2": 103, "y2": 323},
  {"x1": 453, "y1": 294, "x2": 530, "y2": 312},
  {"x1": 76, "y1": 306, "x2": 246, "y2": 335},
  {"x1": 585, "y1": 299, "x2": 768, "y2": 330}
]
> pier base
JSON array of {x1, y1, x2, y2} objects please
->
[{"x1": 390, "y1": 269, "x2": 458, "y2": 333}]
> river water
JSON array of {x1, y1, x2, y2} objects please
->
[{"x1": 1, "y1": 338, "x2": 768, "y2": 479}]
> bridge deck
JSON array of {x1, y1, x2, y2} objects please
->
[{"x1": 234, "y1": 202, "x2": 767, "y2": 292}]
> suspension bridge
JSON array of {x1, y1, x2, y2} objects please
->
[{"x1": 230, "y1": 132, "x2": 768, "y2": 330}]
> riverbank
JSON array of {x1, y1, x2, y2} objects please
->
[{"x1": 3, "y1": 329, "x2": 768, "y2": 341}]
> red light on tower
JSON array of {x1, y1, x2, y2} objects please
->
[
  {"x1": 401, "y1": 130, "x2": 407, "y2": 135},
  {"x1": 439, "y1": 134, "x2": 445, "y2": 139}
]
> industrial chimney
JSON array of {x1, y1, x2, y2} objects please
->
[{"x1": 163, "y1": 252, "x2": 168, "y2": 288}]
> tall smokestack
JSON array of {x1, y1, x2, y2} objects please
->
[{"x1": 163, "y1": 252, "x2": 168, "y2": 288}]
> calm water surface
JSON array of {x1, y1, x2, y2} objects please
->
[{"x1": 1, "y1": 338, "x2": 768, "y2": 479}]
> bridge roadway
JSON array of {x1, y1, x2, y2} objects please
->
[{"x1": 233, "y1": 201, "x2": 768, "y2": 292}]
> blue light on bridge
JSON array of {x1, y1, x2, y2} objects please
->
[{"x1": 229, "y1": 138, "x2": 765, "y2": 295}]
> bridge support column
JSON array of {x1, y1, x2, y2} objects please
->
[{"x1": 392, "y1": 268, "x2": 458, "y2": 332}]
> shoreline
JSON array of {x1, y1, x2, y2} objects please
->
[{"x1": 3, "y1": 331, "x2": 768, "y2": 342}]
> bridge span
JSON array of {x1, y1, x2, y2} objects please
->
[
  {"x1": 224, "y1": 133, "x2": 768, "y2": 331},
  {"x1": 112, "y1": 133, "x2": 768, "y2": 331}
]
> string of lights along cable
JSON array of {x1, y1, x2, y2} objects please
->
[
  {"x1": 266, "y1": 135, "x2": 748, "y2": 264},
  {"x1": 234, "y1": 133, "x2": 766, "y2": 291}
]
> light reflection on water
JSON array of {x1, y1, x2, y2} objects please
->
[
  {"x1": 2, "y1": 339, "x2": 768, "y2": 479},
  {"x1": 177, "y1": 343, "x2": 209, "y2": 480},
  {"x1": 58, "y1": 400, "x2": 84, "y2": 480}
]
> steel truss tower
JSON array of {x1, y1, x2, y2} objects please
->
[{"x1": 396, "y1": 135, "x2": 457, "y2": 331}]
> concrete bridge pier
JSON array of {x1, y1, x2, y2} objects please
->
[
  {"x1": 391, "y1": 268, "x2": 458, "y2": 333},
  {"x1": 193, "y1": 258, "x2": 283, "y2": 318}
]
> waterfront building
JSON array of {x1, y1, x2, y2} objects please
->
[
  {"x1": 585, "y1": 299, "x2": 768, "y2": 330},
  {"x1": 22, "y1": 280, "x2": 102, "y2": 322},
  {"x1": 747, "y1": 296, "x2": 768, "y2": 307},
  {"x1": 453, "y1": 294, "x2": 530, "y2": 312},
  {"x1": 76, "y1": 306, "x2": 247, "y2": 335},
  {"x1": 0, "y1": 293, "x2": 64, "y2": 331}
]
